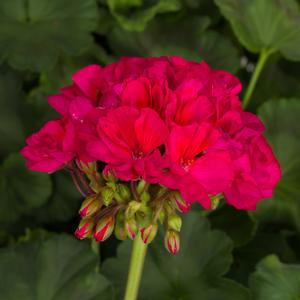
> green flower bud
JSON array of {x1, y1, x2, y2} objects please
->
[
  {"x1": 114, "y1": 210, "x2": 127, "y2": 241},
  {"x1": 125, "y1": 217, "x2": 138, "y2": 239},
  {"x1": 101, "y1": 187, "x2": 115, "y2": 206},
  {"x1": 94, "y1": 215, "x2": 114, "y2": 242},
  {"x1": 167, "y1": 214, "x2": 182, "y2": 232},
  {"x1": 117, "y1": 184, "x2": 131, "y2": 201},
  {"x1": 136, "y1": 205, "x2": 152, "y2": 228},
  {"x1": 75, "y1": 218, "x2": 94, "y2": 240},
  {"x1": 211, "y1": 194, "x2": 222, "y2": 210},
  {"x1": 140, "y1": 224, "x2": 158, "y2": 244},
  {"x1": 102, "y1": 170, "x2": 116, "y2": 182},
  {"x1": 136, "y1": 180, "x2": 147, "y2": 194},
  {"x1": 125, "y1": 201, "x2": 141, "y2": 219},
  {"x1": 165, "y1": 230, "x2": 180, "y2": 255},
  {"x1": 170, "y1": 191, "x2": 190, "y2": 213},
  {"x1": 140, "y1": 191, "x2": 150, "y2": 203},
  {"x1": 79, "y1": 195, "x2": 102, "y2": 218}
]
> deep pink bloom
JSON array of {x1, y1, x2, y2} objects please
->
[
  {"x1": 20, "y1": 119, "x2": 75, "y2": 172},
  {"x1": 161, "y1": 123, "x2": 233, "y2": 209},
  {"x1": 87, "y1": 106, "x2": 168, "y2": 182},
  {"x1": 22, "y1": 56, "x2": 281, "y2": 212},
  {"x1": 224, "y1": 136, "x2": 281, "y2": 210}
]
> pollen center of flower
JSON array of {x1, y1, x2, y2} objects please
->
[
  {"x1": 180, "y1": 159, "x2": 194, "y2": 171},
  {"x1": 132, "y1": 150, "x2": 144, "y2": 160}
]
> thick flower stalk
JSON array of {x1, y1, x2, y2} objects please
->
[{"x1": 21, "y1": 56, "x2": 281, "y2": 300}]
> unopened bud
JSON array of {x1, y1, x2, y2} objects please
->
[
  {"x1": 168, "y1": 214, "x2": 182, "y2": 232},
  {"x1": 115, "y1": 210, "x2": 127, "y2": 240},
  {"x1": 75, "y1": 218, "x2": 94, "y2": 240},
  {"x1": 136, "y1": 180, "x2": 147, "y2": 194},
  {"x1": 125, "y1": 201, "x2": 141, "y2": 218},
  {"x1": 117, "y1": 184, "x2": 131, "y2": 201},
  {"x1": 125, "y1": 218, "x2": 138, "y2": 239},
  {"x1": 140, "y1": 224, "x2": 158, "y2": 244},
  {"x1": 136, "y1": 205, "x2": 152, "y2": 228},
  {"x1": 76, "y1": 160, "x2": 97, "y2": 174},
  {"x1": 170, "y1": 192, "x2": 190, "y2": 213},
  {"x1": 79, "y1": 195, "x2": 102, "y2": 218},
  {"x1": 165, "y1": 230, "x2": 180, "y2": 255},
  {"x1": 94, "y1": 216, "x2": 114, "y2": 242},
  {"x1": 101, "y1": 187, "x2": 114, "y2": 206},
  {"x1": 102, "y1": 169, "x2": 116, "y2": 182},
  {"x1": 140, "y1": 191, "x2": 150, "y2": 203},
  {"x1": 211, "y1": 194, "x2": 221, "y2": 210}
]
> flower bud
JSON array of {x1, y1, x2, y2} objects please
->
[
  {"x1": 101, "y1": 187, "x2": 115, "y2": 206},
  {"x1": 125, "y1": 201, "x2": 141, "y2": 218},
  {"x1": 136, "y1": 205, "x2": 152, "y2": 228},
  {"x1": 211, "y1": 194, "x2": 221, "y2": 210},
  {"x1": 136, "y1": 180, "x2": 147, "y2": 194},
  {"x1": 75, "y1": 218, "x2": 94, "y2": 240},
  {"x1": 125, "y1": 217, "x2": 138, "y2": 239},
  {"x1": 94, "y1": 216, "x2": 114, "y2": 242},
  {"x1": 170, "y1": 191, "x2": 190, "y2": 213},
  {"x1": 140, "y1": 191, "x2": 150, "y2": 203},
  {"x1": 165, "y1": 230, "x2": 180, "y2": 255},
  {"x1": 102, "y1": 169, "x2": 116, "y2": 182},
  {"x1": 79, "y1": 195, "x2": 102, "y2": 218},
  {"x1": 117, "y1": 184, "x2": 131, "y2": 201},
  {"x1": 115, "y1": 210, "x2": 127, "y2": 241},
  {"x1": 167, "y1": 214, "x2": 182, "y2": 232},
  {"x1": 140, "y1": 224, "x2": 158, "y2": 244}
]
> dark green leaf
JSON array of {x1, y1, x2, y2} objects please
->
[
  {"x1": 0, "y1": 0, "x2": 98, "y2": 71},
  {"x1": 209, "y1": 205, "x2": 257, "y2": 247},
  {"x1": 34, "y1": 171, "x2": 82, "y2": 223},
  {"x1": 0, "y1": 233, "x2": 113, "y2": 300},
  {"x1": 0, "y1": 153, "x2": 52, "y2": 223},
  {"x1": 108, "y1": 16, "x2": 239, "y2": 72},
  {"x1": 249, "y1": 255, "x2": 300, "y2": 299},
  {"x1": 254, "y1": 99, "x2": 300, "y2": 231},
  {"x1": 215, "y1": 0, "x2": 300, "y2": 60},
  {"x1": 103, "y1": 213, "x2": 250, "y2": 300},
  {"x1": 107, "y1": 0, "x2": 181, "y2": 31},
  {"x1": 0, "y1": 67, "x2": 25, "y2": 156}
]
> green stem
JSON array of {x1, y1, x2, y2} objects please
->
[
  {"x1": 124, "y1": 233, "x2": 148, "y2": 300},
  {"x1": 242, "y1": 48, "x2": 272, "y2": 109}
]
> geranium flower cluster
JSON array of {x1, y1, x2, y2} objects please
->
[{"x1": 21, "y1": 57, "x2": 281, "y2": 253}]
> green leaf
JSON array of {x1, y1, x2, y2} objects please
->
[
  {"x1": 249, "y1": 255, "x2": 300, "y2": 299},
  {"x1": 229, "y1": 231, "x2": 298, "y2": 285},
  {"x1": 0, "y1": 0, "x2": 98, "y2": 71},
  {"x1": 108, "y1": 16, "x2": 239, "y2": 73},
  {"x1": 209, "y1": 205, "x2": 257, "y2": 247},
  {"x1": 107, "y1": 0, "x2": 181, "y2": 31},
  {"x1": 34, "y1": 172, "x2": 82, "y2": 223},
  {"x1": 254, "y1": 99, "x2": 300, "y2": 231},
  {"x1": 103, "y1": 213, "x2": 250, "y2": 300},
  {"x1": 0, "y1": 67, "x2": 25, "y2": 156},
  {"x1": 215, "y1": 0, "x2": 300, "y2": 61},
  {"x1": 251, "y1": 57, "x2": 300, "y2": 110},
  {"x1": 0, "y1": 153, "x2": 52, "y2": 223},
  {"x1": 0, "y1": 233, "x2": 113, "y2": 300}
]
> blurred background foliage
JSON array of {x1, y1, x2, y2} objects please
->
[{"x1": 0, "y1": 0, "x2": 300, "y2": 299}]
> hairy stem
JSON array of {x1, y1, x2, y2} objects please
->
[
  {"x1": 124, "y1": 233, "x2": 148, "y2": 300},
  {"x1": 243, "y1": 48, "x2": 272, "y2": 109}
]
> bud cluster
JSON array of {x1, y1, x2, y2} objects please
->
[{"x1": 74, "y1": 169, "x2": 216, "y2": 254}]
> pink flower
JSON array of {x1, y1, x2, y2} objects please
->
[
  {"x1": 161, "y1": 123, "x2": 233, "y2": 209},
  {"x1": 48, "y1": 65, "x2": 103, "y2": 122},
  {"x1": 87, "y1": 106, "x2": 168, "y2": 182},
  {"x1": 21, "y1": 119, "x2": 75, "y2": 172},
  {"x1": 224, "y1": 136, "x2": 281, "y2": 210}
]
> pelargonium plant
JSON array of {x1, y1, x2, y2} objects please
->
[{"x1": 21, "y1": 56, "x2": 281, "y2": 300}]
